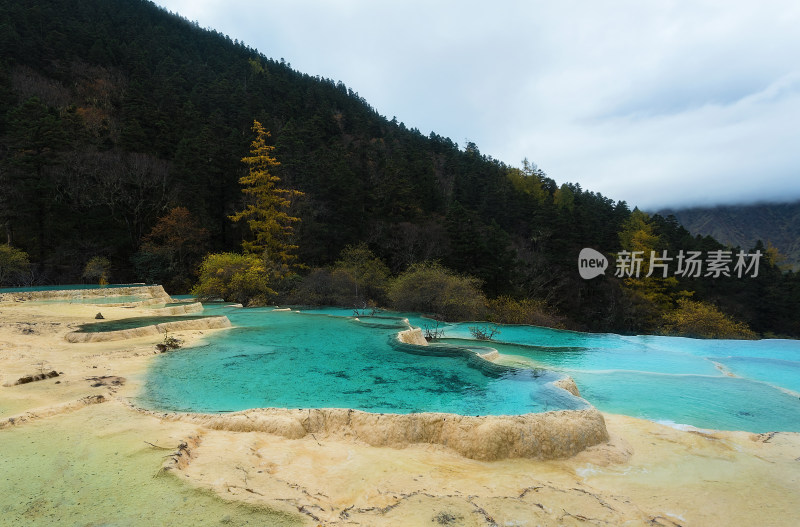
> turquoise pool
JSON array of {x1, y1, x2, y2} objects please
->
[
  {"x1": 139, "y1": 306, "x2": 587, "y2": 415},
  {"x1": 437, "y1": 323, "x2": 800, "y2": 432},
  {"x1": 139, "y1": 306, "x2": 800, "y2": 433}
]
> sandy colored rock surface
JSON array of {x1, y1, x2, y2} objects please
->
[
  {"x1": 1, "y1": 299, "x2": 799, "y2": 526},
  {"x1": 0, "y1": 284, "x2": 172, "y2": 303},
  {"x1": 172, "y1": 413, "x2": 800, "y2": 526},
  {"x1": 397, "y1": 327, "x2": 428, "y2": 346},
  {"x1": 148, "y1": 301, "x2": 205, "y2": 315},
  {"x1": 147, "y1": 406, "x2": 609, "y2": 461},
  {"x1": 553, "y1": 376, "x2": 581, "y2": 397}
]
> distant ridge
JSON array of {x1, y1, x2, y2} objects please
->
[{"x1": 657, "y1": 201, "x2": 800, "y2": 271}]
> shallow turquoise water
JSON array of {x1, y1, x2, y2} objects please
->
[
  {"x1": 139, "y1": 307, "x2": 586, "y2": 415},
  {"x1": 572, "y1": 371, "x2": 800, "y2": 432},
  {"x1": 437, "y1": 323, "x2": 800, "y2": 432},
  {"x1": 76, "y1": 315, "x2": 220, "y2": 333},
  {"x1": 712, "y1": 356, "x2": 800, "y2": 393},
  {"x1": 139, "y1": 307, "x2": 800, "y2": 432}
]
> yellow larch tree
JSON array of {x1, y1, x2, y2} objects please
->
[
  {"x1": 616, "y1": 209, "x2": 691, "y2": 331},
  {"x1": 230, "y1": 120, "x2": 303, "y2": 267}
]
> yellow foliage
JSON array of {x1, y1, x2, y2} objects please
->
[
  {"x1": 82, "y1": 256, "x2": 111, "y2": 285},
  {"x1": 553, "y1": 184, "x2": 574, "y2": 211},
  {"x1": 230, "y1": 120, "x2": 303, "y2": 266},
  {"x1": 660, "y1": 299, "x2": 756, "y2": 339},
  {"x1": 192, "y1": 252, "x2": 279, "y2": 306},
  {"x1": 615, "y1": 209, "x2": 694, "y2": 332},
  {"x1": 618, "y1": 209, "x2": 659, "y2": 256},
  {"x1": 388, "y1": 262, "x2": 486, "y2": 321},
  {"x1": 486, "y1": 296, "x2": 566, "y2": 329},
  {"x1": 507, "y1": 159, "x2": 549, "y2": 204},
  {"x1": 0, "y1": 245, "x2": 31, "y2": 285}
]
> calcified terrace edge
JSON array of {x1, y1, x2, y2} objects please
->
[
  {"x1": 5, "y1": 285, "x2": 610, "y2": 461},
  {"x1": 64, "y1": 313, "x2": 231, "y2": 343},
  {"x1": 0, "y1": 284, "x2": 172, "y2": 303}
]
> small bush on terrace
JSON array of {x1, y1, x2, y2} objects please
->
[
  {"x1": 289, "y1": 267, "x2": 358, "y2": 306},
  {"x1": 0, "y1": 245, "x2": 30, "y2": 286},
  {"x1": 388, "y1": 262, "x2": 486, "y2": 321},
  {"x1": 192, "y1": 252, "x2": 282, "y2": 306},
  {"x1": 487, "y1": 296, "x2": 567, "y2": 329},
  {"x1": 333, "y1": 243, "x2": 390, "y2": 306},
  {"x1": 82, "y1": 256, "x2": 111, "y2": 285},
  {"x1": 660, "y1": 299, "x2": 757, "y2": 339},
  {"x1": 290, "y1": 243, "x2": 390, "y2": 307}
]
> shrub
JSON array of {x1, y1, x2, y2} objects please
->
[
  {"x1": 290, "y1": 267, "x2": 357, "y2": 306},
  {"x1": 192, "y1": 252, "x2": 280, "y2": 306},
  {"x1": 333, "y1": 243, "x2": 390, "y2": 305},
  {"x1": 388, "y1": 262, "x2": 486, "y2": 321},
  {"x1": 422, "y1": 321, "x2": 445, "y2": 340},
  {"x1": 135, "y1": 206, "x2": 210, "y2": 292},
  {"x1": 131, "y1": 250, "x2": 171, "y2": 286},
  {"x1": 468, "y1": 325, "x2": 500, "y2": 340},
  {"x1": 291, "y1": 244, "x2": 390, "y2": 307},
  {"x1": 82, "y1": 256, "x2": 111, "y2": 285},
  {"x1": 660, "y1": 299, "x2": 757, "y2": 339},
  {"x1": 486, "y1": 296, "x2": 567, "y2": 329},
  {"x1": 156, "y1": 330, "x2": 182, "y2": 353},
  {"x1": 0, "y1": 245, "x2": 31, "y2": 286}
]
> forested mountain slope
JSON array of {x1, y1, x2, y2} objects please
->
[
  {"x1": 2, "y1": 0, "x2": 798, "y2": 336},
  {"x1": 659, "y1": 202, "x2": 800, "y2": 271}
]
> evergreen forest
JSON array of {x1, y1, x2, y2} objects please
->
[{"x1": 1, "y1": 0, "x2": 798, "y2": 338}]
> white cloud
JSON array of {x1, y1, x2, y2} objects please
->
[{"x1": 155, "y1": 0, "x2": 800, "y2": 209}]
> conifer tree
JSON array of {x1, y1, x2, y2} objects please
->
[
  {"x1": 616, "y1": 208, "x2": 691, "y2": 332},
  {"x1": 230, "y1": 120, "x2": 303, "y2": 266}
]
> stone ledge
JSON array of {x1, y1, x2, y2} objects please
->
[
  {"x1": 64, "y1": 316, "x2": 231, "y2": 343},
  {"x1": 141, "y1": 406, "x2": 609, "y2": 461}
]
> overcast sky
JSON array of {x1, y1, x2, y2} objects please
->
[{"x1": 155, "y1": 0, "x2": 800, "y2": 210}]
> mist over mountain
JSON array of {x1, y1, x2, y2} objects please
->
[{"x1": 658, "y1": 201, "x2": 800, "y2": 271}]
